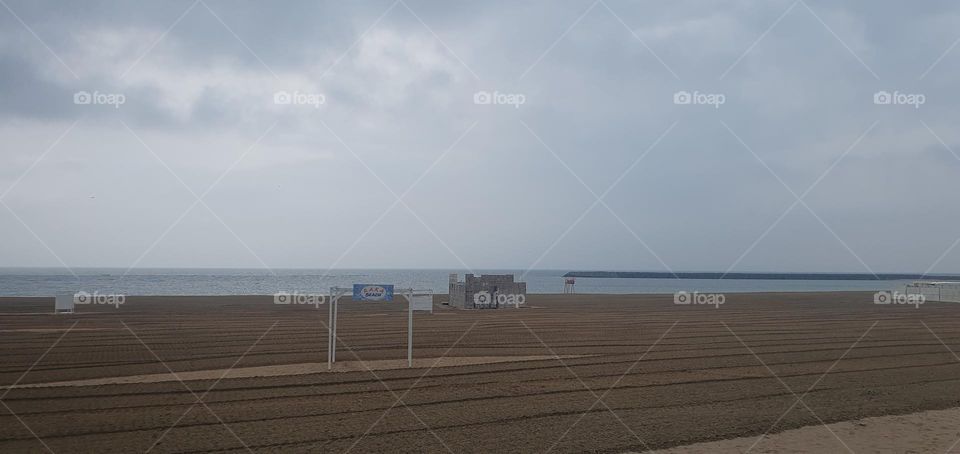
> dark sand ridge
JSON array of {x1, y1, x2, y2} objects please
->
[{"x1": 1, "y1": 293, "x2": 959, "y2": 453}]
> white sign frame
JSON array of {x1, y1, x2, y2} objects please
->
[{"x1": 327, "y1": 287, "x2": 433, "y2": 369}]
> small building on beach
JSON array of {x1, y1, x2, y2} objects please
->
[{"x1": 448, "y1": 273, "x2": 527, "y2": 309}]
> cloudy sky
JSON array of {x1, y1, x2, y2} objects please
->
[{"x1": 1, "y1": 0, "x2": 959, "y2": 274}]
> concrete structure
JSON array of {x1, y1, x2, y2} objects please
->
[
  {"x1": 449, "y1": 273, "x2": 527, "y2": 309},
  {"x1": 906, "y1": 281, "x2": 960, "y2": 302}
]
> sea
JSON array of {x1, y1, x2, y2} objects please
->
[{"x1": 0, "y1": 268, "x2": 917, "y2": 297}]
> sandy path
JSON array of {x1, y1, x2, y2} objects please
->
[
  {"x1": 6, "y1": 355, "x2": 584, "y2": 388},
  {"x1": 657, "y1": 406, "x2": 960, "y2": 453},
  {"x1": 0, "y1": 328, "x2": 115, "y2": 333}
]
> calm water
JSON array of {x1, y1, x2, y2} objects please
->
[{"x1": 0, "y1": 268, "x2": 911, "y2": 297}]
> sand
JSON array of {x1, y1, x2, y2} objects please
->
[
  {"x1": 6, "y1": 355, "x2": 587, "y2": 388},
  {"x1": 659, "y1": 406, "x2": 960, "y2": 453},
  {"x1": 0, "y1": 328, "x2": 115, "y2": 333},
  {"x1": 1, "y1": 293, "x2": 960, "y2": 453}
]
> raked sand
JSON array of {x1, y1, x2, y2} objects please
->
[{"x1": 3, "y1": 293, "x2": 960, "y2": 453}]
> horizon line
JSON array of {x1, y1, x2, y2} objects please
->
[{"x1": 1, "y1": 266, "x2": 959, "y2": 275}]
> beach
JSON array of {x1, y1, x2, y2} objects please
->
[{"x1": 1, "y1": 292, "x2": 959, "y2": 453}]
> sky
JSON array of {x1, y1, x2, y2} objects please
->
[{"x1": 1, "y1": 0, "x2": 959, "y2": 274}]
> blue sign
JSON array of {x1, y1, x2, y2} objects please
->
[{"x1": 352, "y1": 284, "x2": 394, "y2": 301}]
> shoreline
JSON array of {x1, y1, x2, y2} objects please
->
[{"x1": 0, "y1": 290, "x2": 882, "y2": 299}]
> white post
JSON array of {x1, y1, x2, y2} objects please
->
[
  {"x1": 407, "y1": 290, "x2": 413, "y2": 368},
  {"x1": 332, "y1": 295, "x2": 338, "y2": 364},
  {"x1": 328, "y1": 287, "x2": 334, "y2": 369}
]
